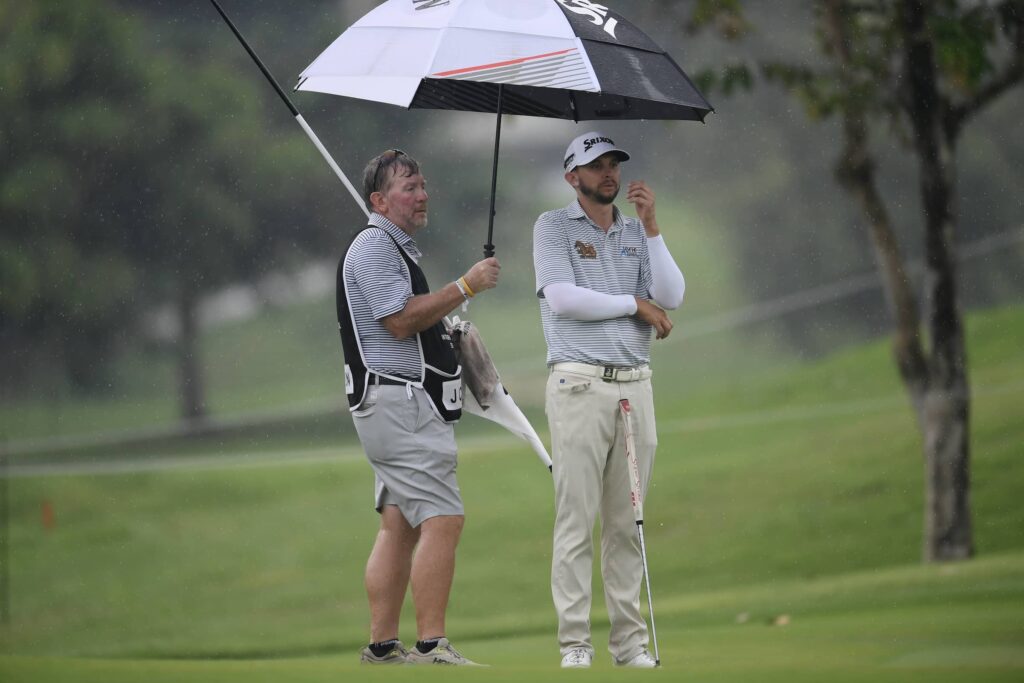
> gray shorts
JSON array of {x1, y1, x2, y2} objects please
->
[{"x1": 352, "y1": 384, "x2": 463, "y2": 528}]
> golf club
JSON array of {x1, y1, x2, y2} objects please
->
[
  {"x1": 619, "y1": 398, "x2": 660, "y2": 666},
  {"x1": 208, "y1": 0, "x2": 368, "y2": 219}
]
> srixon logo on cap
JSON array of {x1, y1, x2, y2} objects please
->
[
  {"x1": 583, "y1": 136, "x2": 615, "y2": 152},
  {"x1": 556, "y1": 0, "x2": 619, "y2": 39}
]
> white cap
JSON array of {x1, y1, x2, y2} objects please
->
[{"x1": 563, "y1": 131, "x2": 630, "y2": 171}]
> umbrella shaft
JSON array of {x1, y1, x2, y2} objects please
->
[{"x1": 485, "y1": 84, "x2": 504, "y2": 258}]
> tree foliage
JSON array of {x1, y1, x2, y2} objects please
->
[
  {"x1": 686, "y1": 0, "x2": 1023, "y2": 562},
  {"x1": 0, "y1": 2, "x2": 153, "y2": 391},
  {"x1": 0, "y1": 0, "x2": 342, "y2": 410}
]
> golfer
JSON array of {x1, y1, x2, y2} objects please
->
[
  {"x1": 338, "y1": 149, "x2": 499, "y2": 666},
  {"x1": 532, "y1": 132, "x2": 685, "y2": 668}
]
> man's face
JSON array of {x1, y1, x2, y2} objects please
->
[
  {"x1": 376, "y1": 166, "x2": 429, "y2": 233},
  {"x1": 571, "y1": 153, "x2": 622, "y2": 205}
]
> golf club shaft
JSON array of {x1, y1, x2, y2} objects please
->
[
  {"x1": 636, "y1": 521, "x2": 660, "y2": 665},
  {"x1": 620, "y1": 399, "x2": 660, "y2": 665},
  {"x1": 208, "y1": 0, "x2": 369, "y2": 218},
  {"x1": 294, "y1": 115, "x2": 369, "y2": 218}
]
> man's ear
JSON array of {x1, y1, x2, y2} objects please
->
[
  {"x1": 565, "y1": 171, "x2": 578, "y2": 188},
  {"x1": 369, "y1": 191, "x2": 386, "y2": 213}
]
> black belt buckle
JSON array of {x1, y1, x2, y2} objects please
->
[{"x1": 602, "y1": 366, "x2": 615, "y2": 382}]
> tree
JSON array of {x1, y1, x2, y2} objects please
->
[
  {"x1": 1, "y1": 1, "x2": 347, "y2": 420},
  {"x1": 0, "y1": 2, "x2": 153, "y2": 395},
  {"x1": 131, "y1": 51, "x2": 342, "y2": 420},
  {"x1": 688, "y1": 0, "x2": 1023, "y2": 561}
]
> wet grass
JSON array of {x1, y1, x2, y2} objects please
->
[{"x1": 1, "y1": 306, "x2": 1022, "y2": 680}]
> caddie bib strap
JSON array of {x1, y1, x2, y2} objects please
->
[{"x1": 336, "y1": 226, "x2": 462, "y2": 422}]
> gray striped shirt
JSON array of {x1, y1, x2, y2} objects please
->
[
  {"x1": 342, "y1": 214, "x2": 423, "y2": 379},
  {"x1": 533, "y1": 200, "x2": 654, "y2": 366}
]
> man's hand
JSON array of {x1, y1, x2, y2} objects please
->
[
  {"x1": 382, "y1": 256, "x2": 501, "y2": 340},
  {"x1": 626, "y1": 181, "x2": 659, "y2": 237},
  {"x1": 634, "y1": 298, "x2": 672, "y2": 339},
  {"x1": 463, "y1": 257, "x2": 501, "y2": 295}
]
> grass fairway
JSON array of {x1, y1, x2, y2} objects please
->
[
  {"x1": 1, "y1": 306, "x2": 1023, "y2": 681},
  {"x1": 2, "y1": 553, "x2": 1023, "y2": 682}
]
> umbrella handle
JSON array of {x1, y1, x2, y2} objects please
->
[{"x1": 484, "y1": 84, "x2": 504, "y2": 259}]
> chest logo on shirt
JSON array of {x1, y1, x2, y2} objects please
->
[
  {"x1": 574, "y1": 240, "x2": 598, "y2": 259},
  {"x1": 620, "y1": 246, "x2": 639, "y2": 257}
]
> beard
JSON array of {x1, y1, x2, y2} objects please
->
[{"x1": 578, "y1": 177, "x2": 619, "y2": 205}]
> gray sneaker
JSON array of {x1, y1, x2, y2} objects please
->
[
  {"x1": 406, "y1": 637, "x2": 485, "y2": 666},
  {"x1": 360, "y1": 640, "x2": 410, "y2": 665}
]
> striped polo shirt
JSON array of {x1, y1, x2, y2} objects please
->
[
  {"x1": 533, "y1": 200, "x2": 655, "y2": 366},
  {"x1": 342, "y1": 214, "x2": 423, "y2": 379}
]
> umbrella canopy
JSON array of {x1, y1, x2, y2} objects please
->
[
  {"x1": 296, "y1": 0, "x2": 713, "y2": 121},
  {"x1": 296, "y1": 0, "x2": 713, "y2": 256}
]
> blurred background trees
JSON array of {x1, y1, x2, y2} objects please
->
[
  {"x1": 1, "y1": 2, "x2": 153, "y2": 394},
  {"x1": 683, "y1": 0, "x2": 1023, "y2": 561},
  {"x1": 2, "y1": 0, "x2": 1021, "y2": 441},
  {"x1": 1, "y1": 1, "x2": 354, "y2": 418}
]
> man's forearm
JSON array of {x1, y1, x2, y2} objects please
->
[
  {"x1": 544, "y1": 282, "x2": 637, "y2": 320},
  {"x1": 382, "y1": 283, "x2": 465, "y2": 340},
  {"x1": 647, "y1": 235, "x2": 685, "y2": 310}
]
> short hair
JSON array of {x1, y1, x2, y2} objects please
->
[{"x1": 361, "y1": 149, "x2": 420, "y2": 206}]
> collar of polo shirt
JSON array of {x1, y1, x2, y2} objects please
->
[
  {"x1": 567, "y1": 200, "x2": 626, "y2": 234},
  {"x1": 370, "y1": 212, "x2": 422, "y2": 260}
]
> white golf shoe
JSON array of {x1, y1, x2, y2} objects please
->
[
  {"x1": 617, "y1": 650, "x2": 658, "y2": 668},
  {"x1": 561, "y1": 647, "x2": 593, "y2": 668}
]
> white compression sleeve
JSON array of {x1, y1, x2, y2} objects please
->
[
  {"x1": 543, "y1": 282, "x2": 637, "y2": 321},
  {"x1": 647, "y1": 235, "x2": 685, "y2": 310}
]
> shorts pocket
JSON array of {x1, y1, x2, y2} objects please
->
[{"x1": 352, "y1": 386, "x2": 379, "y2": 418}]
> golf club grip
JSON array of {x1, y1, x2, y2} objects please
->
[
  {"x1": 619, "y1": 399, "x2": 644, "y2": 522},
  {"x1": 484, "y1": 244, "x2": 495, "y2": 258}
]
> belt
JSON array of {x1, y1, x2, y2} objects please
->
[
  {"x1": 370, "y1": 373, "x2": 415, "y2": 386},
  {"x1": 552, "y1": 362, "x2": 652, "y2": 383}
]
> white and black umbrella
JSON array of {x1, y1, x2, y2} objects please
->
[
  {"x1": 208, "y1": 0, "x2": 570, "y2": 471},
  {"x1": 295, "y1": 0, "x2": 713, "y2": 256},
  {"x1": 207, "y1": 0, "x2": 708, "y2": 473}
]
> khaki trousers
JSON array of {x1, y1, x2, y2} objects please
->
[{"x1": 546, "y1": 367, "x2": 657, "y2": 662}]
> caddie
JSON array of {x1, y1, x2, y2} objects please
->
[{"x1": 337, "y1": 148, "x2": 499, "y2": 666}]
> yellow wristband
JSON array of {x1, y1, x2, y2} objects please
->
[{"x1": 459, "y1": 276, "x2": 475, "y2": 298}]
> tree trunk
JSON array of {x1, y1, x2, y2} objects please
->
[
  {"x1": 899, "y1": 0, "x2": 973, "y2": 561},
  {"x1": 824, "y1": 0, "x2": 930, "y2": 420},
  {"x1": 177, "y1": 283, "x2": 207, "y2": 422}
]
